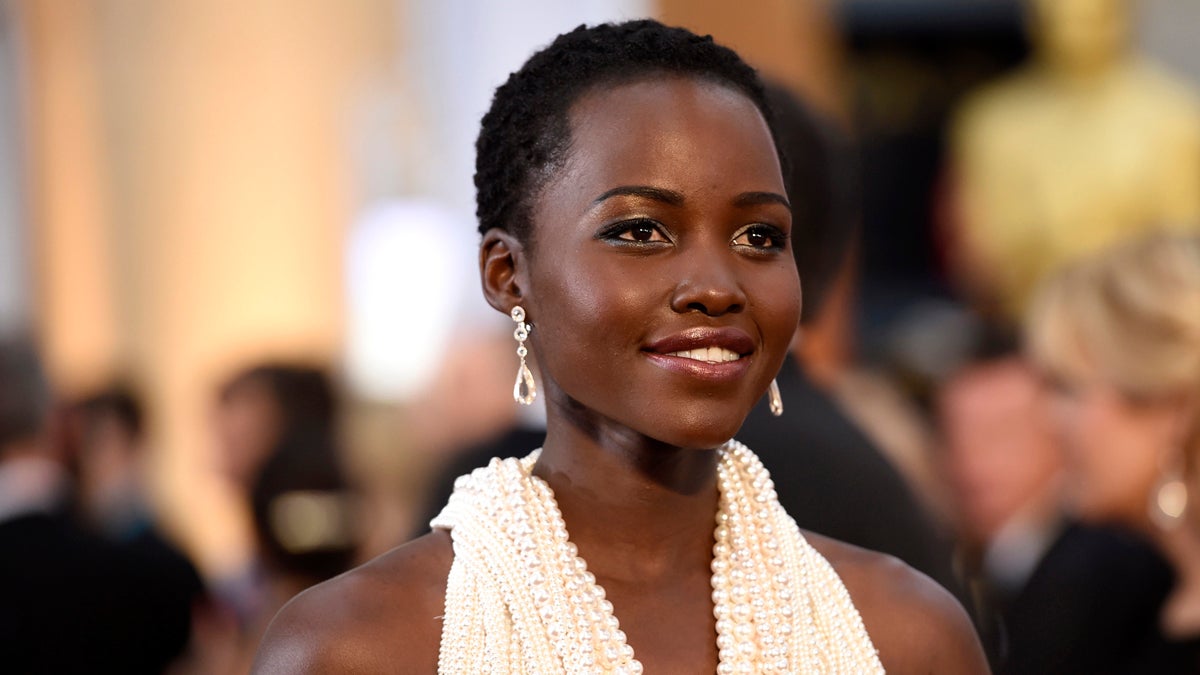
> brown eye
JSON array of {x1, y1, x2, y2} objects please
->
[
  {"x1": 732, "y1": 225, "x2": 783, "y2": 250},
  {"x1": 746, "y1": 231, "x2": 770, "y2": 247},
  {"x1": 628, "y1": 224, "x2": 656, "y2": 241},
  {"x1": 614, "y1": 220, "x2": 668, "y2": 243}
]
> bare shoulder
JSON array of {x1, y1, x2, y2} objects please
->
[
  {"x1": 803, "y1": 530, "x2": 990, "y2": 675},
  {"x1": 251, "y1": 530, "x2": 454, "y2": 675}
]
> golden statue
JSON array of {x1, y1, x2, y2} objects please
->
[{"x1": 949, "y1": 0, "x2": 1200, "y2": 317}]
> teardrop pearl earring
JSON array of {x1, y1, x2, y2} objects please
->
[
  {"x1": 768, "y1": 378, "x2": 783, "y2": 417},
  {"x1": 511, "y1": 306, "x2": 537, "y2": 405}
]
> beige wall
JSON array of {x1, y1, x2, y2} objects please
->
[
  {"x1": 20, "y1": 0, "x2": 394, "y2": 575},
  {"x1": 22, "y1": 0, "x2": 119, "y2": 391}
]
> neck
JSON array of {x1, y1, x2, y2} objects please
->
[{"x1": 534, "y1": 414, "x2": 720, "y2": 584}]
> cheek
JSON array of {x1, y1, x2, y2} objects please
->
[
  {"x1": 751, "y1": 266, "x2": 802, "y2": 352},
  {"x1": 1066, "y1": 400, "x2": 1162, "y2": 522},
  {"x1": 526, "y1": 257, "x2": 657, "y2": 387}
]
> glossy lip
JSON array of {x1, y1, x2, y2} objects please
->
[{"x1": 642, "y1": 327, "x2": 756, "y2": 383}]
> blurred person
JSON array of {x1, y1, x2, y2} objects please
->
[
  {"x1": 209, "y1": 363, "x2": 342, "y2": 628},
  {"x1": 72, "y1": 387, "x2": 148, "y2": 536},
  {"x1": 938, "y1": 355, "x2": 1172, "y2": 673},
  {"x1": 213, "y1": 363, "x2": 338, "y2": 491},
  {"x1": 0, "y1": 338, "x2": 198, "y2": 672},
  {"x1": 1026, "y1": 230, "x2": 1200, "y2": 672},
  {"x1": 73, "y1": 386, "x2": 181, "y2": 543},
  {"x1": 72, "y1": 385, "x2": 207, "y2": 657},
  {"x1": 251, "y1": 433, "x2": 356, "y2": 604},
  {"x1": 0, "y1": 337, "x2": 61, "y2": 523},
  {"x1": 184, "y1": 364, "x2": 350, "y2": 673},
  {"x1": 197, "y1": 432, "x2": 357, "y2": 674},
  {"x1": 939, "y1": 357, "x2": 1064, "y2": 586},
  {"x1": 948, "y1": 0, "x2": 1200, "y2": 319}
]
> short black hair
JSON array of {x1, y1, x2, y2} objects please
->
[{"x1": 475, "y1": 19, "x2": 781, "y2": 242}]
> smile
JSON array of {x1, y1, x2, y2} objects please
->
[
  {"x1": 665, "y1": 347, "x2": 743, "y2": 363},
  {"x1": 643, "y1": 328, "x2": 756, "y2": 383}
]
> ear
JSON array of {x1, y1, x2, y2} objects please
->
[{"x1": 480, "y1": 228, "x2": 529, "y2": 315}]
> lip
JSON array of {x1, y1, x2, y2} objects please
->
[{"x1": 642, "y1": 327, "x2": 755, "y2": 383}]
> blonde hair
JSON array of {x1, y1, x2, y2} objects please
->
[{"x1": 1026, "y1": 230, "x2": 1200, "y2": 402}]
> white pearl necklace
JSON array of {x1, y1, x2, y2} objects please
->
[{"x1": 432, "y1": 440, "x2": 883, "y2": 674}]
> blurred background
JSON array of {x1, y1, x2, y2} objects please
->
[{"x1": 4, "y1": 0, "x2": 1200, "y2": 672}]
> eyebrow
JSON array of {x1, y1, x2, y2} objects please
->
[
  {"x1": 591, "y1": 185, "x2": 791, "y2": 212},
  {"x1": 592, "y1": 185, "x2": 685, "y2": 207},
  {"x1": 734, "y1": 191, "x2": 791, "y2": 211}
]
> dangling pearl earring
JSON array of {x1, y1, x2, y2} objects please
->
[
  {"x1": 768, "y1": 378, "x2": 783, "y2": 417},
  {"x1": 511, "y1": 306, "x2": 537, "y2": 405}
]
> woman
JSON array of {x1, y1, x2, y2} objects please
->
[
  {"x1": 1026, "y1": 231, "x2": 1200, "y2": 671},
  {"x1": 254, "y1": 20, "x2": 984, "y2": 673}
]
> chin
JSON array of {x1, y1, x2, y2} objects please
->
[{"x1": 647, "y1": 412, "x2": 745, "y2": 450}]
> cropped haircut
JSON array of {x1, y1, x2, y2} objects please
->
[{"x1": 475, "y1": 19, "x2": 782, "y2": 243}]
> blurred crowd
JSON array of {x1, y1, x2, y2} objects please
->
[
  {"x1": 0, "y1": 357, "x2": 357, "y2": 672},
  {"x1": 4, "y1": 0, "x2": 1200, "y2": 673}
]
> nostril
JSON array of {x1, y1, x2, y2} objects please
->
[{"x1": 686, "y1": 301, "x2": 743, "y2": 316}]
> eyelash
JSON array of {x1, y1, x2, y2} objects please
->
[{"x1": 598, "y1": 218, "x2": 671, "y2": 245}]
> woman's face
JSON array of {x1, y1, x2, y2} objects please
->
[
  {"x1": 1048, "y1": 375, "x2": 1182, "y2": 528},
  {"x1": 213, "y1": 380, "x2": 282, "y2": 489},
  {"x1": 519, "y1": 76, "x2": 800, "y2": 449}
]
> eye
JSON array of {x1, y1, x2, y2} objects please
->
[
  {"x1": 619, "y1": 220, "x2": 668, "y2": 243},
  {"x1": 732, "y1": 224, "x2": 786, "y2": 250},
  {"x1": 600, "y1": 218, "x2": 671, "y2": 244}
]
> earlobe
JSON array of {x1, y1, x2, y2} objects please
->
[{"x1": 480, "y1": 228, "x2": 528, "y2": 314}]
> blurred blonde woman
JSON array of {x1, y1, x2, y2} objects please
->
[{"x1": 1027, "y1": 231, "x2": 1200, "y2": 671}]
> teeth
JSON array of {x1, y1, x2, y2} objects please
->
[{"x1": 666, "y1": 347, "x2": 741, "y2": 363}]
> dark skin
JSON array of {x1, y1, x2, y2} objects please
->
[{"x1": 253, "y1": 76, "x2": 989, "y2": 674}]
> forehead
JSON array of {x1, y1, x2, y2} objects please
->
[{"x1": 540, "y1": 76, "x2": 783, "y2": 208}]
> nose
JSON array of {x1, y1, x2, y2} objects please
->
[{"x1": 668, "y1": 248, "x2": 746, "y2": 317}]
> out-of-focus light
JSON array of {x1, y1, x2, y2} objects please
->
[
  {"x1": 268, "y1": 490, "x2": 353, "y2": 553},
  {"x1": 345, "y1": 199, "x2": 477, "y2": 401}
]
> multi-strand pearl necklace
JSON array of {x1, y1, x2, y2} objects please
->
[{"x1": 432, "y1": 440, "x2": 883, "y2": 674}]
